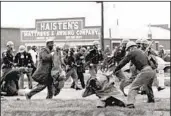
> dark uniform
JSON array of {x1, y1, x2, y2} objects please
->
[
  {"x1": 1, "y1": 50, "x2": 14, "y2": 79},
  {"x1": 63, "y1": 50, "x2": 80, "y2": 90},
  {"x1": 114, "y1": 49, "x2": 155, "y2": 106},
  {"x1": 85, "y1": 48, "x2": 101, "y2": 78},
  {"x1": 14, "y1": 51, "x2": 34, "y2": 89},
  {"x1": 75, "y1": 52, "x2": 86, "y2": 88}
]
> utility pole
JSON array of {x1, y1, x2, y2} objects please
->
[{"x1": 96, "y1": 1, "x2": 104, "y2": 51}]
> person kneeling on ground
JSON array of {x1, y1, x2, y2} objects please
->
[
  {"x1": 82, "y1": 73, "x2": 126, "y2": 108},
  {"x1": 0, "y1": 67, "x2": 29, "y2": 96}
]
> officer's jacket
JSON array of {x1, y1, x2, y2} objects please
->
[
  {"x1": 75, "y1": 52, "x2": 85, "y2": 73},
  {"x1": 115, "y1": 49, "x2": 149, "y2": 73},
  {"x1": 85, "y1": 48, "x2": 100, "y2": 64},
  {"x1": 1, "y1": 50, "x2": 14, "y2": 69},
  {"x1": 32, "y1": 47, "x2": 53, "y2": 84},
  {"x1": 14, "y1": 51, "x2": 33, "y2": 67}
]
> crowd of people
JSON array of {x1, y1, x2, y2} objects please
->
[{"x1": 0, "y1": 37, "x2": 166, "y2": 108}]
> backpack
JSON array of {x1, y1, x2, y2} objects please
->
[{"x1": 147, "y1": 54, "x2": 158, "y2": 70}]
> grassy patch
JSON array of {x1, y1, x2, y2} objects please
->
[{"x1": 1, "y1": 98, "x2": 170, "y2": 116}]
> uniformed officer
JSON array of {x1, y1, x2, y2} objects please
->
[
  {"x1": 85, "y1": 41, "x2": 101, "y2": 78},
  {"x1": 14, "y1": 45, "x2": 33, "y2": 89},
  {"x1": 63, "y1": 49, "x2": 81, "y2": 90},
  {"x1": 141, "y1": 39, "x2": 165, "y2": 91},
  {"x1": 158, "y1": 45, "x2": 165, "y2": 58},
  {"x1": 110, "y1": 39, "x2": 130, "y2": 95},
  {"x1": 1, "y1": 41, "x2": 15, "y2": 79},
  {"x1": 135, "y1": 39, "x2": 142, "y2": 49},
  {"x1": 74, "y1": 47, "x2": 86, "y2": 89},
  {"x1": 25, "y1": 38, "x2": 54, "y2": 99},
  {"x1": 113, "y1": 41, "x2": 156, "y2": 108}
]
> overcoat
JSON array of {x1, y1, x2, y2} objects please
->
[{"x1": 32, "y1": 47, "x2": 53, "y2": 84}]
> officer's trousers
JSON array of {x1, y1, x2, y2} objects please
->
[
  {"x1": 72, "y1": 71, "x2": 85, "y2": 89},
  {"x1": 127, "y1": 66, "x2": 155, "y2": 104},
  {"x1": 19, "y1": 71, "x2": 33, "y2": 89},
  {"x1": 27, "y1": 82, "x2": 53, "y2": 99},
  {"x1": 65, "y1": 68, "x2": 79, "y2": 88}
]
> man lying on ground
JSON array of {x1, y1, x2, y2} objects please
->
[{"x1": 82, "y1": 72, "x2": 126, "y2": 108}]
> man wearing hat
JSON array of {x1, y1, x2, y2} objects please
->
[
  {"x1": 113, "y1": 41, "x2": 156, "y2": 108},
  {"x1": 25, "y1": 38, "x2": 54, "y2": 99},
  {"x1": 85, "y1": 41, "x2": 101, "y2": 78},
  {"x1": 1, "y1": 41, "x2": 15, "y2": 80},
  {"x1": 14, "y1": 45, "x2": 34, "y2": 89}
]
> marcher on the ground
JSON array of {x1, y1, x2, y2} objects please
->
[{"x1": 1, "y1": 67, "x2": 30, "y2": 96}]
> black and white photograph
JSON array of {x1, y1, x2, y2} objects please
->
[{"x1": 1, "y1": 1, "x2": 170, "y2": 116}]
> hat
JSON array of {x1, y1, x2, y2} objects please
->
[
  {"x1": 46, "y1": 38, "x2": 54, "y2": 43},
  {"x1": 6, "y1": 41, "x2": 14, "y2": 47},
  {"x1": 141, "y1": 39, "x2": 148, "y2": 45},
  {"x1": 135, "y1": 39, "x2": 142, "y2": 44},
  {"x1": 93, "y1": 41, "x2": 100, "y2": 45},
  {"x1": 126, "y1": 41, "x2": 137, "y2": 50},
  {"x1": 159, "y1": 45, "x2": 164, "y2": 48},
  {"x1": 121, "y1": 39, "x2": 130, "y2": 44},
  {"x1": 19, "y1": 45, "x2": 26, "y2": 52}
]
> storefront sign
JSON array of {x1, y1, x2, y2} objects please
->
[{"x1": 21, "y1": 18, "x2": 101, "y2": 41}]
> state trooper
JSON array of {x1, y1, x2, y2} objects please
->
[
  {"x1": 113, "y1": 41, "x2": 156, "y2": 108},
  {"x1": 25, "y1": 38, "x2": 54, "y2": 99},
  {"x1": 140, "y1": 39, "x2": 165, "y2": 92},
  {"x1": 14, "y1": 45, "x2": 34, "y2": 89},
  {"x1": 1, "y1": 41, "x2": 15, "y2": 79},
  {"x1": 110, "y1": 39, "x2": 130, "y2": 95},
  {"x1": 85, "y1": 41, "x2": 101, "y2": 78},
  {"x1": 63, "y1": 48, "x2": 81, "y2": 90},
  {"x1": 135, "y1": 39, "x2": 142, "y2": 49}
]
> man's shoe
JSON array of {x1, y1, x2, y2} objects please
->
[
  {"x1": 126, "y1": 104, "x2": 135, "y2": 108},
  {"x1": 25, "y1": 93, "x2": 31, "y2": 100},
  {"x1": 147, "y1": 99, "x2": 155, "y2": 103},
  {"x1": 158, "y1": 87, "x2": 165, "y2": 91},
  {"x1": 76, "y1": 87, "x2": 82, "y2": 90},
  {"x1": 53, "y1": 89, "x2": 60, "y2": 96}
]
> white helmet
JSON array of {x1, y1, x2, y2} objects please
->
[
  {"x1": 93, "y1": 41, "x2": 99, "y2": 45},
  {"x1": 159, "y1": 45, "x2": 164, "y2": 48},
  {"x1": 121, "y1": 39, "x2": 130, "y2": 44},
  {"x1": 135, "y1": 39, "x2": 142, "y2": 44},
  {"x1": 19, "y1": 45, "x2": 26, "y2": 52},
  {"x1": 141, "y1": 39, "x2": 149, "y2": 45},
  {"x1": 126, "y1": 41, "x2": 137, "y2": 50},
  {"x1": 6, "y1": 41, "x2": 14, "y2": 47},
  {"x1": 46, "y1": 38, "x2": 54, "y2": 43}
]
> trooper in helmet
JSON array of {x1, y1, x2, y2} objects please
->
[
  {"x1": 112, "y1": 41, "x2": 156, "y2": 108},
  {"x1": 1, "y1": 41, "x2": 15, "y2": 79},
  {"x1": 85, "y1": 41, "x2": 101, "y2": 78},
  {"x1": 26, "y1": 38, "x2": 54, "y2": 99},
  {"x1": 135, "y1": 39, "x2": 142, "y2": 49},
  {"x1": 108, "y1": 39, "x2": 129, "y2": 95},
  {"x1": 14, "y1": 45, "x2": 34, "y2": 89}
]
